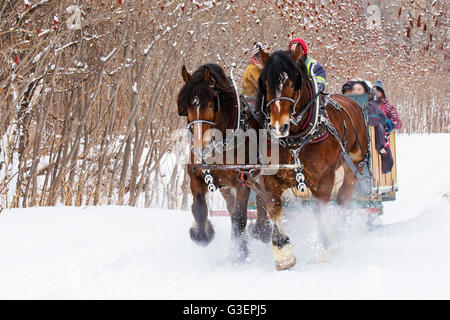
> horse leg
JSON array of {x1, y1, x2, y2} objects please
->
[
  {"x1": 229, "y1": 184, "x2": 250, "y2": 261},
  {"x1": 189, "y1": 177, "x2": 215, "y2": 246},
  {"x1": 220, "y1": 187, "x2": 235, "y2": 215},
  {"x1": 311, "y1": 171, "x2": 335, "y2": 262},
  {"x1": 248, "y1": 194, "x2": 272, "y2": 243},
  {"x1": 262, "y1": 176, "x2": 296, "y2": 271},
  {"x1": 336, "y1": 165, "x2": 358, "y2": 207}
]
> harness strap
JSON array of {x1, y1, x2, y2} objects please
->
[
  {"x1": 242, "y1": 95, "x2": 265, "y2": 128},
  {"x1": 324, "y1": 120, "x2": 363, "y2": 180},
  {"x1": 291, "y1": 91, "x2": 320, "y2": 127},
  {"x1": 323, "y1": 97, "x2": 371, "y2": 181},
  {"x1": 340, "y1": 106, "x2": 367, "y2": 160},
  {"x1": 327, "y1": 96, "x2": 367, "y2": 167}
]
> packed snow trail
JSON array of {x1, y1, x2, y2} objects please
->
[{"x1": 0, "y1": 134, "x2": 449, "y2": 299}]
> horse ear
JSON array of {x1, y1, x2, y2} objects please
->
[
  {"x1": 259, "y1": 47, "x2": 269, "y2": 64},
  {"x1": 181, "y1": 65, "x2": 191, "y2": 83},
  {"x1": 291, "y1": 44, "x2": 302, "y2": 62},
  {"x1": 203, "y1": 66, "x2": 214, "y2": 86}
]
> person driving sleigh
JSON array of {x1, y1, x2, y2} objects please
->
[{"x1": 288, "y1": 38, "x2": 327, "y2": 93}]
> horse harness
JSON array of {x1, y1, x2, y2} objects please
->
[
  {"x1": 188, "y1": 71, "x2": 370, "y2": 194},
  {"x1": 187, "y1": 73, "x2": 262, "y2": 192},
  {"x1": 260, "y1": 75, "x2": 371, "y2": 192}
]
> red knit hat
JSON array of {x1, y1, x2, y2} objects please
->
[{"x1": 288, "y1": 38, "x2": 308, "y2": 56}]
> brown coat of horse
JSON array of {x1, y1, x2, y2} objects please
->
[
  {"x1": 256, "y1": 47, "x2": 369, "y2": 270},
  {"x1": 177, "y1": 64, "x2": 271, "y2": 261}
]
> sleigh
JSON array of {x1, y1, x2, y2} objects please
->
[{"x1": 210, "y1": 93, "x2": 398, "y2": 221}]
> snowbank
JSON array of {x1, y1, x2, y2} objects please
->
[{"x1": 0, "y1": 134, "x2": 448, "y2": 299}]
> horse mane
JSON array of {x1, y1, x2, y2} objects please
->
[
  {"x1": 296, "y1": 55, "x2": 308, "y2": 78},
  {"x1": 177, "y1": 64, "x2": 236, "y2": 116},
  {"x1": 257, "y1": 50, "x2": 303, "y2": 110}
]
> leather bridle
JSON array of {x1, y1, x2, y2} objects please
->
[{"x1": 186, "y1": 89, "x2": 221, "y2": 133}]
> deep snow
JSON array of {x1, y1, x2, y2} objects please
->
[{"x1": 0, "y1": 134, "x2": 449, "y2": 299}]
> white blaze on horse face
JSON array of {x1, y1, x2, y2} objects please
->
[
  {"x1": 193, "y1": 122, "x2": 203, "y2": 152},
  {"x1": 271, "y1": 113, "x2": 290, "y2": 138},
  {"x1": 190, "y1": 96, "x2": 202, "y2": 151},
  {"x1": 270, "y1": 72, "x2": 290, "y2": 137},
  {"x1": 274, "y1": 72, "x2": 288, "y2": 113},
  {"x1": 193, "y1": 122, "x2": 212, "y2": 149},
  {"x1": 272, "y1": 72, "x2": 289, "y2": 137}
]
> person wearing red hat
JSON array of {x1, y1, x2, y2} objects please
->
[{"x1": 288, "y1": 38, "x2": 327, "y2": 93}]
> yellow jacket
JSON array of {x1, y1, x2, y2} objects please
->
[{"x1": 242, "y1": 63, "x2": 261, "y2": 97}]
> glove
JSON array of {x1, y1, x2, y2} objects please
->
[{"x1": 318, "y1": 83, "x2": 325, "y2": 93}]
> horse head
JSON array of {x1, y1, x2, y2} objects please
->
[
  {"x1": 177, "y1": 64, "x2": 235, "y2": 149},
  {"x1": 257, "y1": 46, "x2": 308, "y2": 138}
]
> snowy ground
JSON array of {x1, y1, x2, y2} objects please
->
[{"x1": 0, "y1": 134, "x2": 449, "y2": 299}]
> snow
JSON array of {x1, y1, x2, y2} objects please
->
[
  {"x1": 100, "y1": 48, "x2": 117, "y2": 62},
  {"x1": 0, "y1": 134, "x2": 449, "y2": 299},
  {"x1": 143, "y1": 35, "x2": 160, "y2": 55}
]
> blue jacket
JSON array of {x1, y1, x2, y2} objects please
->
[{"x1": 305, "y1": 56, "x2": 327, "y2": 90}]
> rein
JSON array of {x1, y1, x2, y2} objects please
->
[{"x1": 291, "y1": 90, "x2": 320, "y2": 127}]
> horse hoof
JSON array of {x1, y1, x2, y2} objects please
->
[
  {"x1": 273, "y1": 244, "x2": 296, "y2": 271},
  {"x1": 248, "y1": 221, "x2": 272, "y2": 243},
  {"x1": 189, "y1": 220, "x2": 215, "y2": 246},
  {"x1": 275, "y1": 255, "x2": 296, "y2": 271}
]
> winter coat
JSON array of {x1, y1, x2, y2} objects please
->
[
  {"x1": 378, "y1": 99, "x2": 401, "y2": 150},
  {"x1": 305, "y1": 56, "x2": 326, "y2": 90},
  {"x1": 368, "y1": 99, "x2": 394, "y2": 173},
  {"x1": 368, "y1": 100, "x2": 388, "y2": 127},
  {"x1": 242, "y1": 63, "x2": 261, "y2": 97},
  {"x1": 379, "y1": 99, "x2": 402, "y2": 130},
  {"x1": 380, "y1": 146, "x2": 394, "y2": 174},
  {"x1": 372, "y1": 120, "x2": 394, "y2": 174}
]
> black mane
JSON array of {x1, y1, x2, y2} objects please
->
[
  {"x1": 296, "y1": 55, "x2": 308, "y2": 76},
  {"x1": 258, "y1": 50, "x2": 300, "y2": 97},
  {"x1": 257, "y1": 51, "x2": 308, "y2": 109},
  {"x1": 177, "y1": 64, "x2": 236, "y2": 116}
]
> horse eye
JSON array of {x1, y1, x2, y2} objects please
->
[{"x1": 209, "y1": 103, "x2": 214, "y2": 109}]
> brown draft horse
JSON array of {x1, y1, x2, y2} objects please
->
[
  {"x1": 256, "y1": 47, "x2": 369, "y2": 270},
  {"x1": 177, "y1": 64, "x2": 271, "y2": 261}
]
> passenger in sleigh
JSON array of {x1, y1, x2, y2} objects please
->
[
  {"x1": 242, "y1": 41, "x2": 270, "y2": 112},
  {"x1": 341, "y1": 80, "x2": 355, "y2": 95},
  {"x1": 370, "y1": 79, "x2": 401, "y2": 174},
  {"x1": 373, "y1": 79, "x2": 402, "y2": 136},
  {"x1": 243, "y1": 41, "x2": 270, "y2": 98},
  {"x1": 341, "y1": 79, "x2": 398, "y2": 174},
  {"x1": 288, "y1": 38, "x2": 327, "y2": 93},
  {"x1": 341, "y1": 80, "x2": 370, "y2": 95}
]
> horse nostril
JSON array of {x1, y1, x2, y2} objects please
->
[{"x1": 281, "y1": 124, "x2": 289, "y2": 133}]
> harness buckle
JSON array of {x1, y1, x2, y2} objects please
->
[{"x1": 319, "y1": 114, "x2": 329, "y2": 125}]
